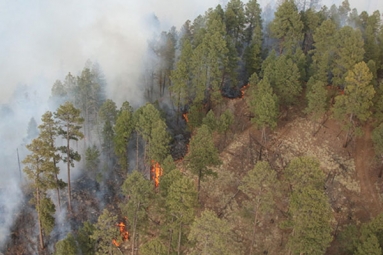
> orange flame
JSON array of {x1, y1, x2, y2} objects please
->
[
  {"x1": 151, "y1": 161, "x2": 163, "y2": 187},
  {"x1": 240, "y1": 84, "x2": 250, "y2": 98},
  {"x1": 183, "y1": 113, "x2": 189, "y2": 123},
  {"x1": 112, "y1": 239, "x2": 120, "y2": 247},
  {"x1": 112, "y1": 221, "x2": 129, "y2": 247}
]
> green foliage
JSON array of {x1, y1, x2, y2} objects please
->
[
  {"x1": 337, "y1": 224, "x2": 359, "y2": 254},
  {"x1": 243, "y1": 0, "x2": 263, "y2": 78},
  {"x1": 91, "y1": 209, "x2": 120, "y2": 255},
  {"x1": 248, "y1": 78, "x2": 278, "y2": 141},
  {"x1": 140, "y1": 238, "x2": 167, "y2": 255},
  {"x1": 77, "y1": 221, "x2": 96, "y2": 255},
  {"x1": 170, "y1": 38, "x2": 193, "y2": 108},
  {"x1": 98, "y1": 99, "x2": 117, "y2": 124},
  {"x1": 287, "y1": 187, "x2": 333, "y2": 255},
  {"x1": 311, "y1": 19, "x2": 337, "y2": 83},
  {"x1": 270, "y1": 0, "x2": 303, "y2": 53},
  {"x1": 54, "y1": 233, "x2": 78, "y2": 255},
  {"x1": 355, "y1": 234, "x2": 382, "y2": 255},
  {"x1": 202, "y1": 110, "x2": 217, "y2": 131},
  {"x1": 273, "y1": 55, "x2": 302, "y2": 106},
  {"x1": 166, "y1": 176, "x2": 198, "y2": 253},
  {"x1": 285, "y1": 156, "x2": 325, "y2": 191},
  {"x1": 38, "y1": 196, "x2": 55, "y2": 236},
  {"x1": 120, "y1": 171, "x2": 153, "y2": 252},
  {"x1": 114, "y1": 101, "x2": 134, "y2": 171},
  {"x1": 149, "y1": 119, "x2": 171, "y2": 163},
  {"x1": 332, "y1": 26, "x2": 365, "y2": 88},
  {"x1": 217, "y1": 109, "x2": 234, "y2": 134},
  {"x1": 55, "y1": 101, "x2": 84, "y2": 211},
  {"x1": 239, "y1": 161, "x2": 279, "y2": 215},
  {"x1": 188, "y1": 210, "x2": 233, "y2": 255},
  {"x1": 187, "y1": 103, "x2": 205, "y2": 131},
  {"x1": 333, "y1": 62, "x2": 375, "y2": 140},
  {"x1": 185, "y1": 124, "x2": 221, "y2": 191},
  {"x1": 305, "y1": 78, "x2": 328, "y2": 123},
  {"x1": 159, "y1": 169, "x2": 183, "y2": 199}
]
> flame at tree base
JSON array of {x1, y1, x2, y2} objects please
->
[
  {"x1": 112, "y1": 222, "x2": 129, "y2": 247},
  {"x1": 151, "y1": 161, "x2": 163, "y2": 187}
]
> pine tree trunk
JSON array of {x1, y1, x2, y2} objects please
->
[
  {"x1": 249, "y1": 205, "x2": 259, "y2": 255},
  {"x1": 167, "y1": 228, "x2": 173, "y2": 255},
  {"x1": 67, "y1": 124, "x2": 72, "y2": 212},
  {"x1": 136, "y1": 134, "x2": 139, "y2": 171},
  {"x1": 36, "y1": 187, "x2": 44, "y2": 250},
  {"x1": 177, "y1": 222, "x2": 182, "y2": 255},
  {"x1": 131, "y1": 201, "x2": 140, "y2": 255}
]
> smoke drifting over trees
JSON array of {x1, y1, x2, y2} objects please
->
[{"x1": 0, "y1": 0, "x2": 382, "y2": 253}]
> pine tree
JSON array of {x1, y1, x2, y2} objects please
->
[
  {"x1": 185, "y1": 124, "x2": 221, "y2": 193},
  {"x1": 310, "y1": 19, "x2": 337, "y2": 83},
  {"x1": 305, "y1": 78, "x2": 328, "y2": 133},
  {"x1": 355, "y1": 234, "x2": 382, "y2": 255},
  {"x1": 239, "y1": 161, "x2": 280, "y2": 255},
  {"x1": 243, "y1": 0, "x2": 263, "y2": 78},
  {"x1": 273, "y1": 55, "x2": 302, "y2": 106},
  {"x1": 120, "y1": 171, "x2": 153, "y2": 254},
  {"x1": 91, "y1": 209, "x2": 120, "y2": 255},
  {"x1": 286, "y1": 187, "x2": 333, "y2": 255},
  {"x1": 188, "y1": 210, "x2": 234, "y2": 255},
  {"x1": 248, "y1": 76, "x2": 278, "y2": 143},
  {"x1": 332, "y1": 26, "x2": 365, "y2": 88},
  {"x1": 55, "y1": 102, "x2": 84, "y2": 212},
  {"x1": 38, "y1": 111, "x2": 66, "y2": 211},
  {"x1": 54, "y1": 233, "x2": 78, "y2": 255},
  {"x1": 270, "y1": 0, "x2": 304, "y2": 53},
  {"x1": 166, "y1": 176, "x2": 197, "y2": 254},
  {"x1": 333, "y1": 62, "x2": 375, "y2": 147},
  {"x1": 23, "y1": 138, "x2": 57, "y2": 250},
  {"x1": 114, "y1": 101, "x2": 134, "y2": 172},
  {"x1": 170, "y1": 38, "x2": 193, "y2": 114}
]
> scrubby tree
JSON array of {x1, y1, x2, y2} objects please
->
[{"x1": 55, "y1": 102, "x2": 84, "y2": 212}]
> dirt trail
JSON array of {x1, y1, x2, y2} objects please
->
[{"x1": 355, "y1": 125, "x2": 382, "y2": 217}]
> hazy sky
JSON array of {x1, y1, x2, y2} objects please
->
[{"x1": 0, "y1": 0, "x2": 381, "y2": 105}]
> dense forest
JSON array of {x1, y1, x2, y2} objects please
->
[{"x1": 3, "y1": 0, "x2": 383, "y2": 254}]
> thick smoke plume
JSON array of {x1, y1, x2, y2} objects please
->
[{"x1": 0, "y1": 0, "x2": 380, "y2": 251}]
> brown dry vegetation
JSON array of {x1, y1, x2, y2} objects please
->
[{"x1": 196, "y1": 92, "x2": 383, "y2": 254}]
